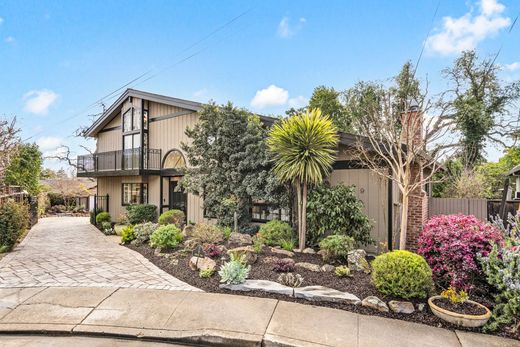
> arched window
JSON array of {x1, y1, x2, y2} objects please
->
[{"x1": 162, "y1": 149, "x2": 186, "y2": 170}]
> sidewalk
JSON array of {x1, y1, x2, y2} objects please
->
[{"x1": 0, "y1": 286, "x2": 518, "y2": 347}]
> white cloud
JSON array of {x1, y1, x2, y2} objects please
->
[
  {"x1": 36, "y1": 136, "x2": 63, "y2": 152},
  {"x1": 0, "y1": 17, "x2": 4, "y2": 25},
  {"x1": 4, "y1": 36, "x2": 14, "y2": 43},
  {"x1": 288, "y1": 95, "x2": 308, "y2": 109},
  {"x1": 23, "y1": 89, "x2": 59, "y2": 115},
  {"x1": 251, "y1": 85, "x2": 289, "y2": 108},
  {"x1": 503, "y1": 62, "x2": 520, "y2": 71},
  {"x1": 426, "y1": 0, "x2": 510, "y2": 55},
  {"x1": 277, "y1": 16, "x2": 306, "y2": 38}
]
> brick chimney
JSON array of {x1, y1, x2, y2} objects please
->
[{"x1": 401, "y1": 100, "x2": 428, "y2": 251}]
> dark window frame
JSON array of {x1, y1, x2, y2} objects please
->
[{"x1": 121, "y1": 183, "x2": 149, "y2": 206}]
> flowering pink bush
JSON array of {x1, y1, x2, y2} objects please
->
[{"x1": 418, "y1": 214, "x2": 503, "y2": 291}]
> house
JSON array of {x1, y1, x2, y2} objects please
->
[{"x1": 78, "y1": 89, "x2": 427, "y2": 252}]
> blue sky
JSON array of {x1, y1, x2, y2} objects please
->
[{"x1": 0, "y1": 0, "x2": 519, "y2": 170}]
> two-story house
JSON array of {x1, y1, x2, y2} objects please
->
[{"x1": 78, "y1": 88, "x2": 427, "y2": 252}]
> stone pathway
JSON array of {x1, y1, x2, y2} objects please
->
[{"x1": 0, "y1": 217, "x2": 198, "y2": 291}]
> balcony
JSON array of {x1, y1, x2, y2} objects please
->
[{"x1": 77, "y1": 148, "x2": 162, "y2": 177}]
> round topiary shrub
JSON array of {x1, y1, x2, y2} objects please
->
[
  {"x1": 418, "y1": 214, "x2": 503, "y2": 291},
  {"x1": 318, "y1": 234, "x2": 355, "y2": 263},
  {"x1": 95, "y1": 212, "x2": 111, "y2": 225},
  {"x1": 150, "y1": 224, "x2": 183, "y2": 249},
  {"x1": 158, "y1": 209, "x2": 185, "y2": 226},
  {"x1": 258, "y1": 220, "x2": 294, "y2": 247},
  {"x1": 371, "y1": 250, "x2": 433, "y2": 299}
]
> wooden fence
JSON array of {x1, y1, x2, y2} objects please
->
[{"x1": 428, "y1": 198, "x2": 488, "y2": 221}]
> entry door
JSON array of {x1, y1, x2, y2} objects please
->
[{"x1": 169, "y1": 180, "x2": 187, "y2": 214}]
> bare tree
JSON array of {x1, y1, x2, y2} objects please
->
[
  {"x1": 0, "y1": 117, "x2": 21, "y2": 182},
  {"x1": 349, "y1": 87, "x2": 456, "y2": 250}
]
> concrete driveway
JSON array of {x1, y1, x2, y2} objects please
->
[{"x1": 0, "y1": 217, "x2": 198, "y2": 291}]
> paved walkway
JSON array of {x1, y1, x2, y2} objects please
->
[
  {"x1": 0, "y1": 287, "x2": 518, "y2": 347},
  {"x1": 0, "y1": 217, "x2": 197, "y2": 291}
]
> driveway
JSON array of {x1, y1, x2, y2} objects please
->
[{"x1": 0, "y1": 217, "x2": 198, "y2": 291}]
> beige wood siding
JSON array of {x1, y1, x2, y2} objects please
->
[
  {"x1": 97, "y1": 130, "x2": 121, "y2": 152},
  {"x1": 328, "y1": 169, "x2": 388, "y2": 254}
]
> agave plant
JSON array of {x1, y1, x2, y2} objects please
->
[{"x1": 267, "y1": 108, "x2": 338, "y2": 249}]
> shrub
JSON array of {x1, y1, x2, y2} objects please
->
[
  {"x1": 418, "y1": 214, "x2": 503, "y2": 291},
  {"x1": 192, "y1": 223, "x2": 224, "y2": 244},
  {"x1": 252, "y1": 235, "x2": 264, "y2": 254},
  {"x1": 441, "y1": 286, "x2": 469, "y2": 304},
  {"x1": 278, "y1": 273, "x2": 303, "y2": 287},
  {"x1": 101, "y1": 221, "x2": 113, "y2": 235},
  {"x1": 222, "y1": 226, "x2": 232, "y2": 240},
  {"x1": 219, "y1": 258, "x2": 251, "y2": 284},
  {"x1": 0, "y1": 201, "x2": 29, "y2": 251},
  {"x1": 280, "y1": 239, "x2": 296, "y2": 251},
  {"x1": 158, "y1": 209, "x2": 185, "y2": 226},
  {"x1": 335, "y1": 265, "x2": 352, "y2": 277},
  {"x1": 272, "y1": 258, "x2": 295, "y2": 272},
  {"x1": 121, "y1": 225, "x2": 136, "y2": 244},
  {"x1": 126, "y1": 204, "x2": 157, "y2": 224},
  {"x1": 133, "y1": 222, "x2": 159, "y2": 245},
  {"x1": 319, "y1": 235, "x2": 355, "y2": 263},
  {"x1": 199, "y1": 268, "x2": 215, "y2": 278},
  {"x1": 258, "y1": 220, "x2": 294, "y2": 247},
  {"x1": 480, "y1": 240, "x2": 519, "y2": 332},
  {"x1": 239, "y1": 224, "x2": 260, "y2": 236},
  {"x1": 96, "y1": 212, "x2": 111, "y2": 225},
  {"x1": 371, "y1": 250, "x2": 434, "y2": 299},
  {"x1": 150, "y1": 224, "x2": 183, "y2": 249},
  {"x1": 203, "y1": 244, "x2": 225, "y2": 258},
  {"x1": 307, "y1": 183, "x2": 373, "y2": 246}
]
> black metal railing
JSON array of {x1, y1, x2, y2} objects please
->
[{"x1": 77, "y1": 148, "x2": 161, "y2": 174}]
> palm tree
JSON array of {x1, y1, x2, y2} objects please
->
[{"x1": 267, "y1": 109, "x2": 338, "y2": 250}]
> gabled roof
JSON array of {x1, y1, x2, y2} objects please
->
[{"x1": 85, "y1": 89, "x2": 203, "y2": 137}]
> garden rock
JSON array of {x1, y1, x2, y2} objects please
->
[
  {"x1": 417, "y1": 303, "x2": 425, "y2": 312},
  {"x1": 361, "y1": 296, "x2": 389, "y2": 312},
  {"x1": 220, "y1": 279, "x2": 294, "y2": 296},
  {"x1": 388, "y1": 300, "x2": 415, "y2": 314},
  {"x1": 189, "y1": 256, "x2": 216, "y2": 272},
  {"x1": 182, "y1": 225, "x2": 195, "y2": 238},
  {"x1": 294, "y1": 286, "x2": 361, "y2": 305},
  {"x1": 348, "y1": 249, "x2": 371, "y2": 273},
  {"x1": 227, "y1": 246, "x2": 258, "y2": 264},
  {"x1": 321, "y1": 264, "x2": 335, "y2": 272},
  {"x1": 302, "y1": 247, "x2": 316, "y2": 254},
  {"x1": 228, "y1": 232, "x2": 252, "y2": 246},
  {"x1": 295, "y1": 262, "x2": 321, "y2": 272},
  {"x1": 270, "y1": 247, "x2": 294, "y2": 257},
  {"x1": 154, "y1": 247, "x2": 163, "y2": 256}
]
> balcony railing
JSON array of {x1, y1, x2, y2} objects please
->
[{"x1": 77, "y1": 148, "x2": 161, "y2": 175}]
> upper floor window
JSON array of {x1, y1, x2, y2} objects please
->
[{"x1": 122, "y1": 108, "x2": 140, "y2": 132}]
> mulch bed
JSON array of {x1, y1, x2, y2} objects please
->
[{"x1": 125, "y1": 243, "x2": 519, "y2": 341}]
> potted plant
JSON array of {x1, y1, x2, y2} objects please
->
[{"x1": 428, "y1": 286, "x2": 491, "y2": 328}]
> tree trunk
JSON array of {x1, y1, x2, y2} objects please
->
[
  {"x1": 399, "y1": 193, "x2": 409, "y2": 250},
  {"x1": 300, "y1": 182, "x2": 308, "y2": 251},
  {"x1": 295, "y1": 181, "x2": 303, "y2": 249}
]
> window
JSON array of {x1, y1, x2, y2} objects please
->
[
  {"x1": 123, "y1": 133, "x2": 140, "y2": 150},
  {"x1": 122, "y1": 108, "x2": 140, "y2": 132},
  {"x1": 122, "y1": 183, "x2": 148, "y2": 205},
  {"x1": 163, "y1": 150, "x2": 186, "y2": 170},
  {"x1": 251, "y1": 201, "x2": 291, "y2": 223}
]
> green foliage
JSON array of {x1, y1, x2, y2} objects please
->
[
  {"x1": 371, "y1": 250, "x2": 434, "y2": 299},
  {"x1": 133, "y1": 222, "x2": 158, "y2": 245},
  {"x1": 335, "y1": 265, "x2": 352, "y2": 277},
  {"x1": 120, "y1": 225, "x2": 135, "y2": 244},
  {"x1": 126, "y1": 204, "x2": 157, "y2": 224},
  {"x1": 480, "y1": 240, "x2": 519, "y2": 332},
  {"x1": 258, "y1": 220, "x2": 294, "y2": 247},
  {"x1": 218, "y1": 257, "x2": 251, "y2": 284},
  {"x1": 4, "y1": 143, "x2": 42, "y2": 195},
  {"x1": 101, "y1": 221, "x2": 113, "y2": 235},
  {"x1": 182, "y1": 102, "x2": 288, "y2": 227},
  {"x1": 318, "y1": 235, "x2": 355, "y2": 263},
  {"x1": 252, "y1": 235, "x2": 264, "y2": 254},
  {"x1": 150, "y1": 224, "x2": 183, "y2": 249},
  {"x1": 308, "y1": 85, "x2": 353, "y2": 133},
  {"x1": 0, "y1": 201, "x2": 29, "y2": 251},
  {"x1": 191, "y1": 223, "x2": 224, "y2": 244},
  {"x1": 476, "y1": 147, "x2": 520, "y2": 198},
  {"x1": 96, "y1": 212, "x2": 111, "y2": 225},
  {"x1": 222, "y1": 226, "x2": 232, "y2": 240},
  {"x1": 199, "y1": 268, "x2": 215, "y2": 278},
  {"x1": 280, "y1": 238, "x2": 296, "y2": 251},
  {"x1": 307, "y1": 183, "x2": 373, "y2": 246},
  {"x1": 158, "y1": 209, "x2": 185, "y2": 226},
  {"x1": 441, "y1": 286, "x2": 469, "y2": 304}
]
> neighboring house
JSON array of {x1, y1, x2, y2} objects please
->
[
  {"x1": 78, "y1": 89, "x2": 426, "y2": 252},
  {"x1": 40, "y1": 178, "x2": 97, "y2": 209}
]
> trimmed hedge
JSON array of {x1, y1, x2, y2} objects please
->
[
  {"x1": 0, "y1": 201, "x2": 29, "y2": 252},
  {"x1": 95, "y1": 212, "x2": 111, "y2": 225},
  {"x1": 126, "y1": 204, "x2": 157, "y2": 224},
  {"x1": 158, "y1": 209, "x2": 185, "y2": 226}
]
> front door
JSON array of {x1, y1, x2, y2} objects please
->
[{"x1": 169, "y1": 180, "x2": 187, "y2": 214}]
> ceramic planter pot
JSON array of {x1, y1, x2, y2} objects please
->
[{"x1": 428, "y1": 296, "x2": 491, "y2": 328}]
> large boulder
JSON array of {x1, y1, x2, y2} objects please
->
[
  {"x1": 294, "y1": 286, "x2": 361, "y2": 305},
  {"x1": 189, "y1": 256, "x2": 216, "y2": 272},
  {"x1": 227, "y1": 246, "x2": 258, "y2": 264},
  {"x1": 388, "y1": 300, "x2": 415, "y2": 314},
  {"x1": 228, "y1": 232, "x2": 253, "y2": 246},
  {"x1": 220, "y1": 280, "x2": 294, "y2": 296},
  {"x1": 348, "y1": 249, "x2": 371, "y2": 274}
]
